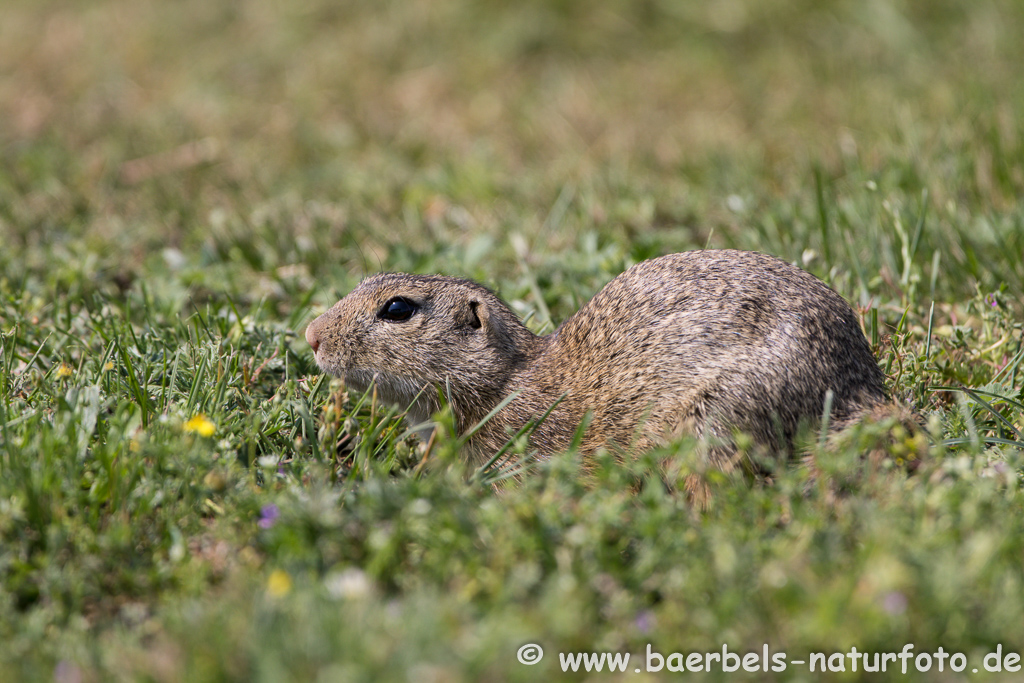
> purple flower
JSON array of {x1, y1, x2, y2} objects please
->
[
  {"x1": 54, "y1": 661, "x2": 82, "y2": 683},
  {"x1": 259, "y1": 503, "x2": 280, "y2": 529},
  {"x1": 634, "y1": 610, "x2": 655, "y2": 634},
  {"x1": 882, "y1": 591, "x2": 907, "y2": 615}
]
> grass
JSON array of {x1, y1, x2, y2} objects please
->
[{"x1": 1, "y1": 0, "x2": 1024, "y2": 680}]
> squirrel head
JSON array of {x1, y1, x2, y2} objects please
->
[{"x1": 305, "y1": 273, "x2": 538, "y2": 427}]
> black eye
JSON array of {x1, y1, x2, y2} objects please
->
[{"x1": 377, "y1": 297, "x2": 417, "y2": 322}]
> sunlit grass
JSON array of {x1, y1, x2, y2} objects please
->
[{"x1": 1, "y1": 0, "x2": 1023, "y2": 680}]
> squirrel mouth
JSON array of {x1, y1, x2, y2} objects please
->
[
  {"x1": 314, "y1": 361, "x2": 437, "y2": 426},
  {"x1": 339, "y1": 369, "x2": 423, "y2": 405}
]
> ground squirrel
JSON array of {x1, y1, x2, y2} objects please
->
[{"x1": 305, "y1": 250, "x2": 889, "y2": 470}]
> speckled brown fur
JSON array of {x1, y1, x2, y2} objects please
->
[{"x1": 305, "y1": 250, "x2": 889, "y2": 472}]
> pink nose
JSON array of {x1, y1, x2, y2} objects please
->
[{"x1": 305, "y1": 325, "x2": 320, "y2": 353}]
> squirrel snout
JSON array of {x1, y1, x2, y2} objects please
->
[{"x1": 305, "y1": 324, "x2": 320, "y2": 353}]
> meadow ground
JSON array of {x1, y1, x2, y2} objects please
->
[{"x1": 1, "y1": 0, "x2": 1023, "y2": 680}]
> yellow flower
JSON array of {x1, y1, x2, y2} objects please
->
[
  {"x1": 184, "y1": 414, "x2": 216, "y2": 437},
  {"x1": 103, "y1": 361, "x2": 114, "y2": 372},
  {"x1": 267, "y1": 569, "x2": 292, "y2": 598},
  {"x1": 56, "y1": 363, "x2": 73, "y2": 378}
]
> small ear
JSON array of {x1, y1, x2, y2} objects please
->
[
  {"x1": 466, "y1": 300, "x2": 483, "y2": 330},
  {"x1": 453, "y1": 296, "x2": 485, "y2": 330}
]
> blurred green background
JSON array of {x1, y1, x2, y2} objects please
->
[{"x1": 3, "y1": 0, "x2": 1023, "y2": 306}]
